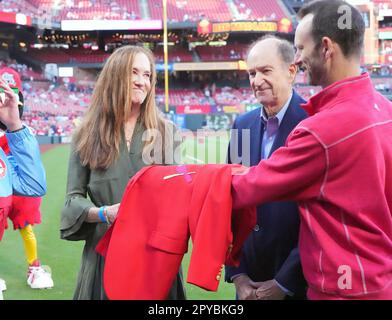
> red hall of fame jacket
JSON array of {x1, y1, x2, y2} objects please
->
[{"x1": 96, "y1": 164, "x2": 256, "y2": 300}]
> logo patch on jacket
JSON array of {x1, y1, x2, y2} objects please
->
[{"x1": 0, "y1": 158, "x2": 6, "y2": 178}]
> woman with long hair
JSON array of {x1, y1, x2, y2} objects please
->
[{"x1": 60, "y1": 45, "x2": 184, "y2": 300}]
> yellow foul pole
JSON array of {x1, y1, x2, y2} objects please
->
[{"x1": 163, "y1": 0, "x2": 169, "y2": 112}]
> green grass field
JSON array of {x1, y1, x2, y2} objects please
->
[{"x1": 0, "y1": 134, "x2": 236, "y2": 300}]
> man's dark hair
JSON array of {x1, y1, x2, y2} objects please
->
[
  {"x1": 247, "y1": 35, "x2": 295, "y2": 65},
  {"x1": 298, "y1": 0, "x2": 365, "y2": 58}
]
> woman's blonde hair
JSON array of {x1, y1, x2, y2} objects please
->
[{"x1": 74, "y1": 45, "x2": 169, "y2": 170}]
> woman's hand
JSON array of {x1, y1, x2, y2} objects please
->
[{"x1": 106, "y1": 203, "x2": 120, "y2": 224}]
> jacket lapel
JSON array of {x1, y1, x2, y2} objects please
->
[
  {"x1": 250, "y1": 113, "x2": 263, "y2": 166},
  {"x1": 268, "y1": 92, "x2": 304, "y2": 157}
]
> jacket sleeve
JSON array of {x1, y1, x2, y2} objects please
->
[
  {"x1": 60, "y1": 143, "x2": 95, "y2": 241},
  {"x1": 274, "y1": 246, "x2": 306, "y2": 295},
  {"x1": 225, "y1": 118, "x2": 249, "y2": 281},
  {"x1": 232, "y1": 128, "x2": 326, "y2": 209},
  {"x1": 6, "y1": 127, "x2": 46, "y2": 197},
  {"x1": 225, "y1": 255, "x2": 248, "y2": 283},
  {"x1": 187, "y1": 166, "x2": 234, "y2": 291}
]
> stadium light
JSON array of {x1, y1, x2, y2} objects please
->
[
  {"x1": 208, "y1": 41, "x2": 227, "y2": 46},
  {"x1": 32, "y1": 44, "x2": 44, "y2": 49}
]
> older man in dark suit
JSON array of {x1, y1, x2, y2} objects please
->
[{"x1": 225, "y1": 35, "x2": 308, "y2": 300}]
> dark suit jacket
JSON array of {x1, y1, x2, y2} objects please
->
[{"x1": 225, "y1": 91, "x2": 308, "y2": 299}]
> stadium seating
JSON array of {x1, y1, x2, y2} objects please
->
[
  {"x1": 154, "y1": 46, "x2": 194, "y2": 62},
  {"x1": 27, "y1": 49, "x2": 71, "y2": 64},
  {"x1": 233, "y1": 0, "x2": 288, "y2": 21},
  {"x1": 57, "y1": 0, "x2": 142, "y2": 21},
  {"x1": 196, "y1": 44, "x2": 246, "y2": 62},
  {"x1": 27, "y1": 48, "x2": 110, "y2": 64},
  {"x1": 147, "y1": 0, "x2": 162, "y2": 20},
  {"x1": 373, "y1": 0, "x2": 391, "y2": 5},
  {"x1": 66, "y1": 49, "x2": 109, "y2": 64},
  {"x1": 143, "y1": 0, "x2": 232, "y2": 22},
  {"x1": 1, "y1": 0, "x2": 290, "y2": 22},
  {"x1": 22, "y1": 68, "x2": 46, "y2": 81},
  {"x1": 0, "y1": 0, "x2": 20, "y2": 13},
  {"x1": 0, "y1": 0, "x2": 37, "y2": 14},
  {"x1": 20, "y1": 80, "x2": 88, "y2": 136},
  {"x1": 22, "y1": 0, "x2": 141, "y2": 20},
  {"x1": 214, "y1": 87, "x2": 257, "y2": 105},
  {"x1": 28, "y1": 47, "x2": 196, "y2": 64},
  {"x1": 294, "y1": 85, "x2": 322, "y2": 99},
  {"x1": 156, "y1": 88, "x2": 212, "y2": 106},
  {"x1": 371, "y1": 77, "x2": 392, "y2": 91}
]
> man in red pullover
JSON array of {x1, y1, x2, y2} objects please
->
[{"x1": 232, "y1": 0, "x2": 392, "y2": 299}]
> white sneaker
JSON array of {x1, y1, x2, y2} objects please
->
[
  {"x1": 0, "y1": 278, "x2": 6, "y2": 291},
  {"x1": 27, "y1": 260, "x2": 54, "y2": 289},
  {"x1": 0, "y1": 278, "x2": 6, "y2": 300}
]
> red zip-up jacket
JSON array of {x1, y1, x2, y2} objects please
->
[{"x1": 232, "y1": 73, "x2": 392, "y2": 299}]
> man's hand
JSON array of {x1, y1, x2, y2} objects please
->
[
  {"x1": 106, "y1": 203, "x2": 120, "y2": 224},
  {"x1": 253, "y1": 279, "x2": 286, "y2": 300},
  {"x1": 233, "y1": 275, "x2": 258, "y2": 300},
  {"x1": 0, "y1": 78, "x2": 22, "y2": 131},
  {"x1": 231, "y1": 165, "x2": 250, "y2": 175}
]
